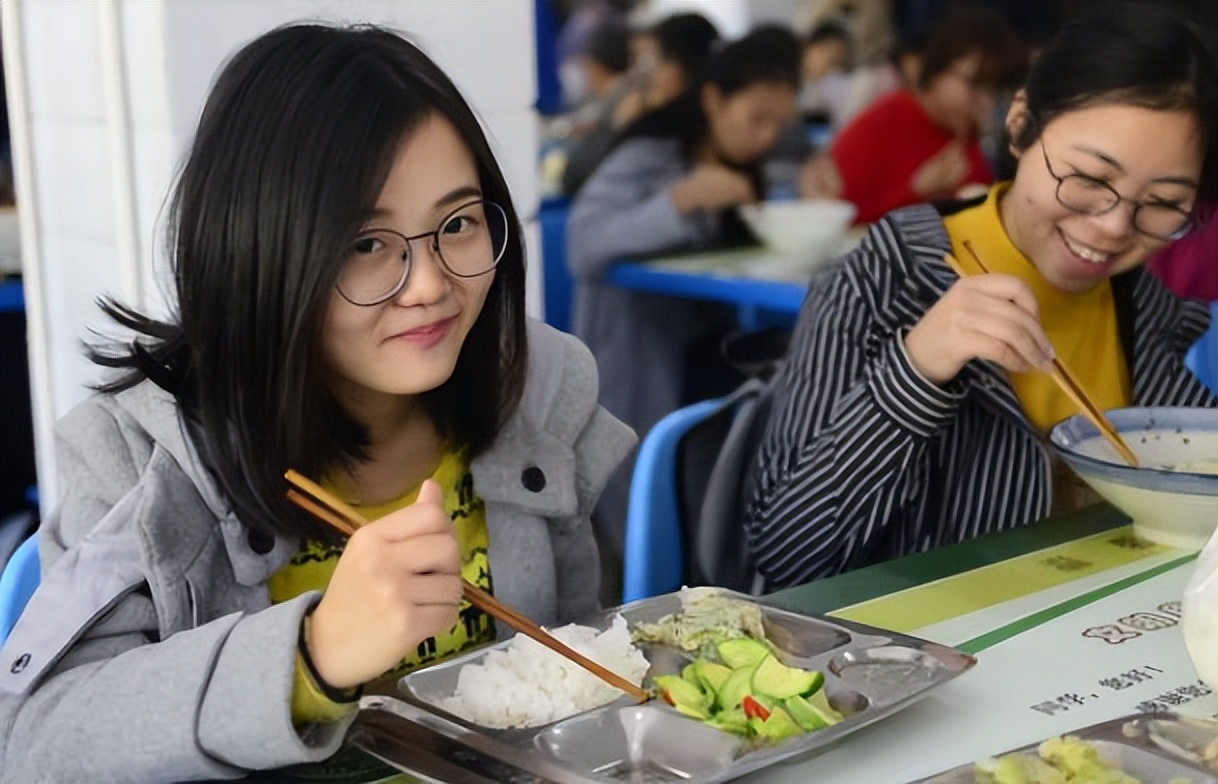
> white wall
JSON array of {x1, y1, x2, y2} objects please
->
[
  {"x1": 2, "y1": 0, "x2": 541, "y2": 506},
  {"x1": 635, "y1": 0, "x2": 804, "y2": 37}
]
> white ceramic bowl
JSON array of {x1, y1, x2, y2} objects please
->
[
  {"x1": 739, "y1": 199, "x2": 856, "y2": 259},
  {"x1": 1049, "y1": 407, "x2": 1218, "y2": 549}
]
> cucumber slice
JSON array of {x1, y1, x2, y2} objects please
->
[
  {"x1": 783, "y1": 695, "x2": 829, "y2": 731},
  {"x1": 706, "y1": 707, "x2": 749, "y2": 735},
  {"x1": 716, "y1": 664, "x2": 757, "y2": 712},
  {"x1": 717, "y1": 637, "x2": 771, "y2": 669},
  {"x1": 690, "y1": 660, "x2": 732, "y2": 695},
  {"x1": 804, "y1": 687, "x2": 845, "y2": 724},
  {"x1": 654, "y1": 674, "x2": 708, "y2": 712},
  {"x1": 751, "y1": 653, "x2": 823, "y2": 699},
  {"x1": 674, "y1": 701, "x2": 713, "y2": 721},
  {"x1": 757, "y1": 706, "x2": 803, "y2": 743}
]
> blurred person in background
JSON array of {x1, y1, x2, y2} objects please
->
[
  {"x1": 562, "y1": 11, "x2": 720, "y2": 196},
  {"x1": 798, "y1": 20, "x2": 855, "y2": 130},
  {"x1": 554, "y1": 0, "x2": 634, "y2": 108},
  {"x1": 557, "y1": 16, "x2": 639, "y2": 195},
  {"x1": 566, "y1": 27, "x2": 801, "y2": 592},
  {"x1": 813, "y1": 7, "x2": 1028, "y2": 223},
  {"x1": 638, "y1": 12, "x2": 721, "y2": 114}
]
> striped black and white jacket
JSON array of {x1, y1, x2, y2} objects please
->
[{"x1": 744, "y1": 203, "x2": 1215, "y2": 588}]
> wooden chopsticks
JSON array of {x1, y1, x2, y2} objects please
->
[
  {"x1": 282, "y1": 469, "x2": 651, "y2": 702},
  {"x1": 946, "y1": 241, "x2": 1139, "y2": 467}
]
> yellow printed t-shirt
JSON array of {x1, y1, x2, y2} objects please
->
[
  {"x1": 270, "y1": 449, "x2": 494, "y2": 722},
  {"x1": 942, "y1": 184, "x2": 1131, "y2": 434}
]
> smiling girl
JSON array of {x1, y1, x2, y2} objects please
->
[
  {"x1": 744, "y1": 3, "x2": 1217, "y2": 588},
  {"x1": 0, "y1": 24, "x2": 634, "y2": 781}
]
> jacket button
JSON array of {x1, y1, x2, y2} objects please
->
[
  {"x1": 11, "y1": 653, "x2": 30, "y2": 674},
  {"x1": 521, "y1": 466, "x2": 546, "y2": 493}
]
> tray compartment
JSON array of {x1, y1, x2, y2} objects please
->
[
  {"x1": 762, "y1": 610, "x2": 853, "y2": 656},
  {"x1": 535, "y1": 705, "x2": 743, "y2": 781},
  {"x1": 829, "y1": 646, "x2": 954, "y2": 708}
]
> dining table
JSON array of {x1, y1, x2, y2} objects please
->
[
  {"x1": 745, "y1": 503, "x2": 1213, "y2": 782},
  {"x1": 349, "y1": 502, "x2": 1215, "y2": 783},
  {"x1": 602, "y1": 219, "x2": 865, "y2": 333},
  {"x1": 606, "y1": 247, "x2": 810, "y2": 332}
]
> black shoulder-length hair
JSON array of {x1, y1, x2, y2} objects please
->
[
  {"x1": 1011, "y1": 2, "x2": 1218, "y2": 205},
  {"x1": 91, "y1": 24, "x2": 529, "y2": 540}
]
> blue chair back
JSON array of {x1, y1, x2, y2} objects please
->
[
  {"x1": 539, "y1": 198, "x2": 573, "y2": 333},
  {"x1": 622, "y1": 398, "x2": 728, "y2": 603},
  {"x1": 1186, "y1": 302, "x2": 1217, "y2": 395},
  {"x1": 0, "y1": 535, "x2": 39, "y2": 643}
]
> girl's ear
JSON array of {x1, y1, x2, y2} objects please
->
[{"x1": 1005, "y1": 90, "x2": 1030, "y2": 159}]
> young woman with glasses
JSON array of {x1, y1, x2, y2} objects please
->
[
  {"x1": 0, "y1": 24, "x2": 635, "y2": 781},
  {"x1": 743, "y1": 3, "x2": 1217, "y2": 589}
]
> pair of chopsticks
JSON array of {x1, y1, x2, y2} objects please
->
[
  {"x1": 945, "y1": 240, "x2": 1139, "y2": 467},
  {"x1": 283, "y1": 469, "x2": 651, "y2": 703}
]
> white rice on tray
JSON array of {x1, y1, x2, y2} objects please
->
[{"x1": 436, "y1": 614, "x2": 649, "y2": 729}]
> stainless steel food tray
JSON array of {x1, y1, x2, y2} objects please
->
[
  {"x1": 354, "y1": 589, "x2": 977, "y2": 784},
  {"x1": 913, "y1": 712, "x2": 1218, "y2": 783}
]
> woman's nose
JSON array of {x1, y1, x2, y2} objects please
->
[
  {"x1": 1088, "y1": 200, "x2": 1139, "y2": 240},
  {"x1": 393, "y1": 241, "x2": 450, "y2": 305}
]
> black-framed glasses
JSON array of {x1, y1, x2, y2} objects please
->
[
  {"x1": 337, "y1": 199, "x2": 508, "y2": 306},
  {"x1": 1039, "y1": 140, "x2": 1193, "y2": 241}
]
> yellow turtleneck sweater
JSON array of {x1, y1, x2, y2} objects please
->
[{"x1": 942, "y1": 184, "x2": 1131, "y2": 434}]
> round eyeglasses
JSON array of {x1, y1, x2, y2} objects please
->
[
  {"x1": 1039, "y1": 140, "x2": 1193, "y2": 242},
  {"x1": 337, "y1": 199, "x2": 508, "y2": 306}
]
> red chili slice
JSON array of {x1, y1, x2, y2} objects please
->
[{"x1": 742, "y1": 695, "x2": 770, "y2": 721}]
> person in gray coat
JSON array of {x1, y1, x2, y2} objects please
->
[
  {"x1": 0, "y1": 24, "x2": 634, "y2": 782},
  {"x1": 566, "y1": 27, "x2": 801, "y2": 568}
]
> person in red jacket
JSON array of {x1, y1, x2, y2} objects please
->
[{"x1": 827, "y1": 8, "x2": 1027, "y2": 224}]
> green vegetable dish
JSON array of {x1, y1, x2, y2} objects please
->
[
  {"x1": 651, "y1": 636, "x2": 844, "y2": 746},
  {"x1": 973, "y1": 736, "x2": 1193, "y2": 784}
]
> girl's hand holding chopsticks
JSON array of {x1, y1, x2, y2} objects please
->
[
  {"x1": 304, "y1": 479, "x2": 462, "y2": 691},
  {"x1": 904, "y1": 269, "x2": 1056, "y2": 385}
]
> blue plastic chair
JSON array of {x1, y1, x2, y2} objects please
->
[
  {"x1": 622, "y1": 398, "x2": 728, "y2": 603},
  {"x1": 539, "y1": 197, "x2": 573, "y2": 333},
  {"x1": 0, "y1": 535, "x2": 40, "y2": 643},
  {"x1": 1186, "y1": 302, "x2": 1217, "y2": 395}
]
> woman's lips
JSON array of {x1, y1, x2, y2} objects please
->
[
  {"x1": 389, "y1": 316, "x2": 456, "y2": 348},
  {"x1": 1061, "y1": 232, "x2": 1114, "y2": 264},
  {"x1": 1057, "y1": 230, "x2": 1119, "y2": 279}
]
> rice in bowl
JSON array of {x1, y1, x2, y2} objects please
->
[{"x1": 436, "y1": 615, "x2": 649, "y2": 729}]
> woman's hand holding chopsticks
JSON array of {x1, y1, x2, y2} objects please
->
[
  {"x1": 904, "y1": 271, "x2": 1057, "y2": 385},
  {"x1": 305, "y1": 479, "x2": 462, "y2": 690}
]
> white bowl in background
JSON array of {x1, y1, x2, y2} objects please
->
[
  {"x1": 739, "y1": 199, "x2": 856, "y2": 260},
  {"x1": 1049, "y1": 406, "x2": 1218, "y2": 549}
]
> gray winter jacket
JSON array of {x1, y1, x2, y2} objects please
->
[
  {"x1": 567, "y1": 137, "x2": 733, "y2": 436},
  {"x1": 0, "y1": 319, "x2": 635, "y2": 782}
]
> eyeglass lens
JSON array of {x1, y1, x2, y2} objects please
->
[
  {"x1": 1042, "y1": 142, "x2": 1191, "y2": 240},
  {"x1": 1054, "y1": 177, "x2": 1190, "y2": 240},
  {"x1": 337, "y1": 200, "x2": 508, "y2": 306}
]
